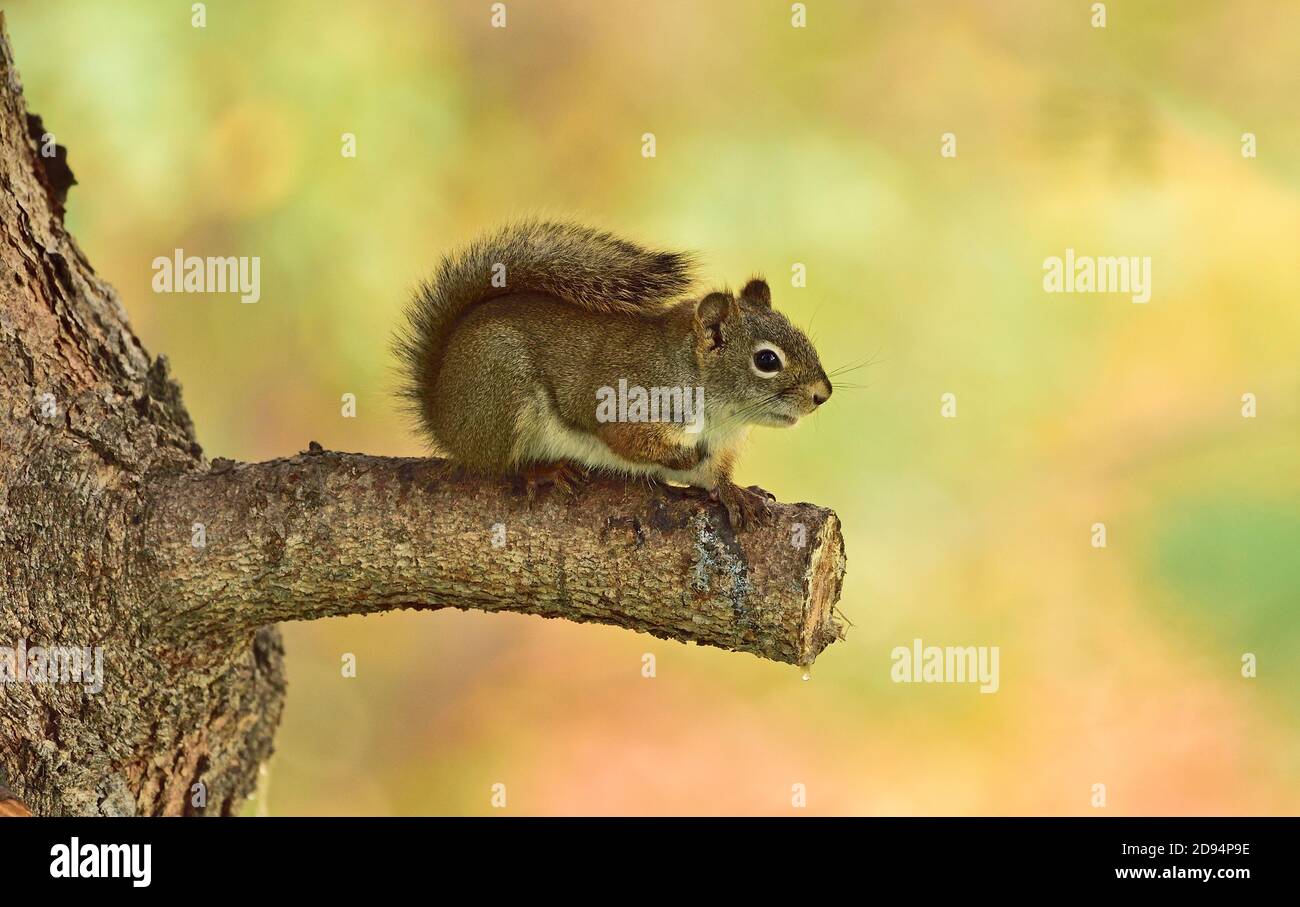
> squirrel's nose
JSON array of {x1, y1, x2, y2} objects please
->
[{"x1": 812, "y1": 379, "x2": 832, "y2": 407}]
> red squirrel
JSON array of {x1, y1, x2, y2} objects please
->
[{"x1": 395, "y1": 221, "x2": 831, "y2": 528}]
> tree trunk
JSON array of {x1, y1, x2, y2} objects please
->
[{"x1": 0, "y1": 15, "x2": 845, "y2": 816}]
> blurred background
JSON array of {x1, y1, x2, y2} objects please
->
[{"x1": 9, "y1": 0, "x2": 1297, "y2": 815}]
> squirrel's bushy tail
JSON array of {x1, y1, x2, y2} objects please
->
[{"x1": 394, "y1": 219, "x2": 696, "y2": 427}]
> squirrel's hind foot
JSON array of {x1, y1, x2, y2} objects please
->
[{"x1": 515, "y1": 461, "x2": 590, "y2": 503}]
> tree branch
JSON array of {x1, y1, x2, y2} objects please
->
[
  {"x1": 0, "y1": 8, "x2": 847, "y2": 814},
  {"x1": 143, "y1": 449, "x2": 847, "y2": 666}
]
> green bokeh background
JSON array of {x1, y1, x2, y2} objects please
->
[{"x1": 10, "y1": 0, "x2": 1297, "y2": 814}]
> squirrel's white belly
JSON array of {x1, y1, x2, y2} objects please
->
[
  {"x1": 512, "y1": 390, "x2": 662, "y2": 479},
  {"x1": 512, "y1": 389, "x2": 748, "y2": 488},
  {"x1": 659, "y1": 419, "x2": 750, "y2": 487}
]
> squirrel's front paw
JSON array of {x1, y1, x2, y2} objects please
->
[
  {"x1": 714, "y1": 481, "x2": 775, "y2": 530},
  {"x1": 516, "y1": 461, "x2": 589, "y2": 502}
]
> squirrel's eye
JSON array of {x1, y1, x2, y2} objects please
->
[{"x1": 753, "y1": 349, "x2": 782, "y2": 374}]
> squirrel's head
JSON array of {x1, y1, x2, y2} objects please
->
[{"x1": 691, "y1": 279, "x2": 831, "y2": 427}]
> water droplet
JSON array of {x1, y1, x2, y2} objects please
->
[{"x1": 800, "y1": 667, "x2": 812, "y2": 682}]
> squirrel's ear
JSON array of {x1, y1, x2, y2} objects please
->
[
  {"x1": 693, "y1": 291, "x2": 740, "y2": 353},
  {"x1": 740, "y1": 278, "x2": 771, "y2": 308}
]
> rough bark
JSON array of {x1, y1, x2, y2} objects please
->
[
  {"x1": 0, "y1": 15, "x2": 845, "y2": 816},
  {"x1": 144, "y1": 450, "x2": 845, "y2": 664}
]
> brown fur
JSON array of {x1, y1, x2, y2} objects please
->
[
  {"x1": 392, "y1": 221, "x2": 832, "y2": 526},
  {"x1": 394, "y1": 220, "x2": 695, "y2": 450},
  {"x1": 596, "y1": 422, "x2": 703, "y2": 471}
]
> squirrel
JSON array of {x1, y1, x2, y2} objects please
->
[{"x1": 394, "y1": 220, "x2": 832, "y2": 529}]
